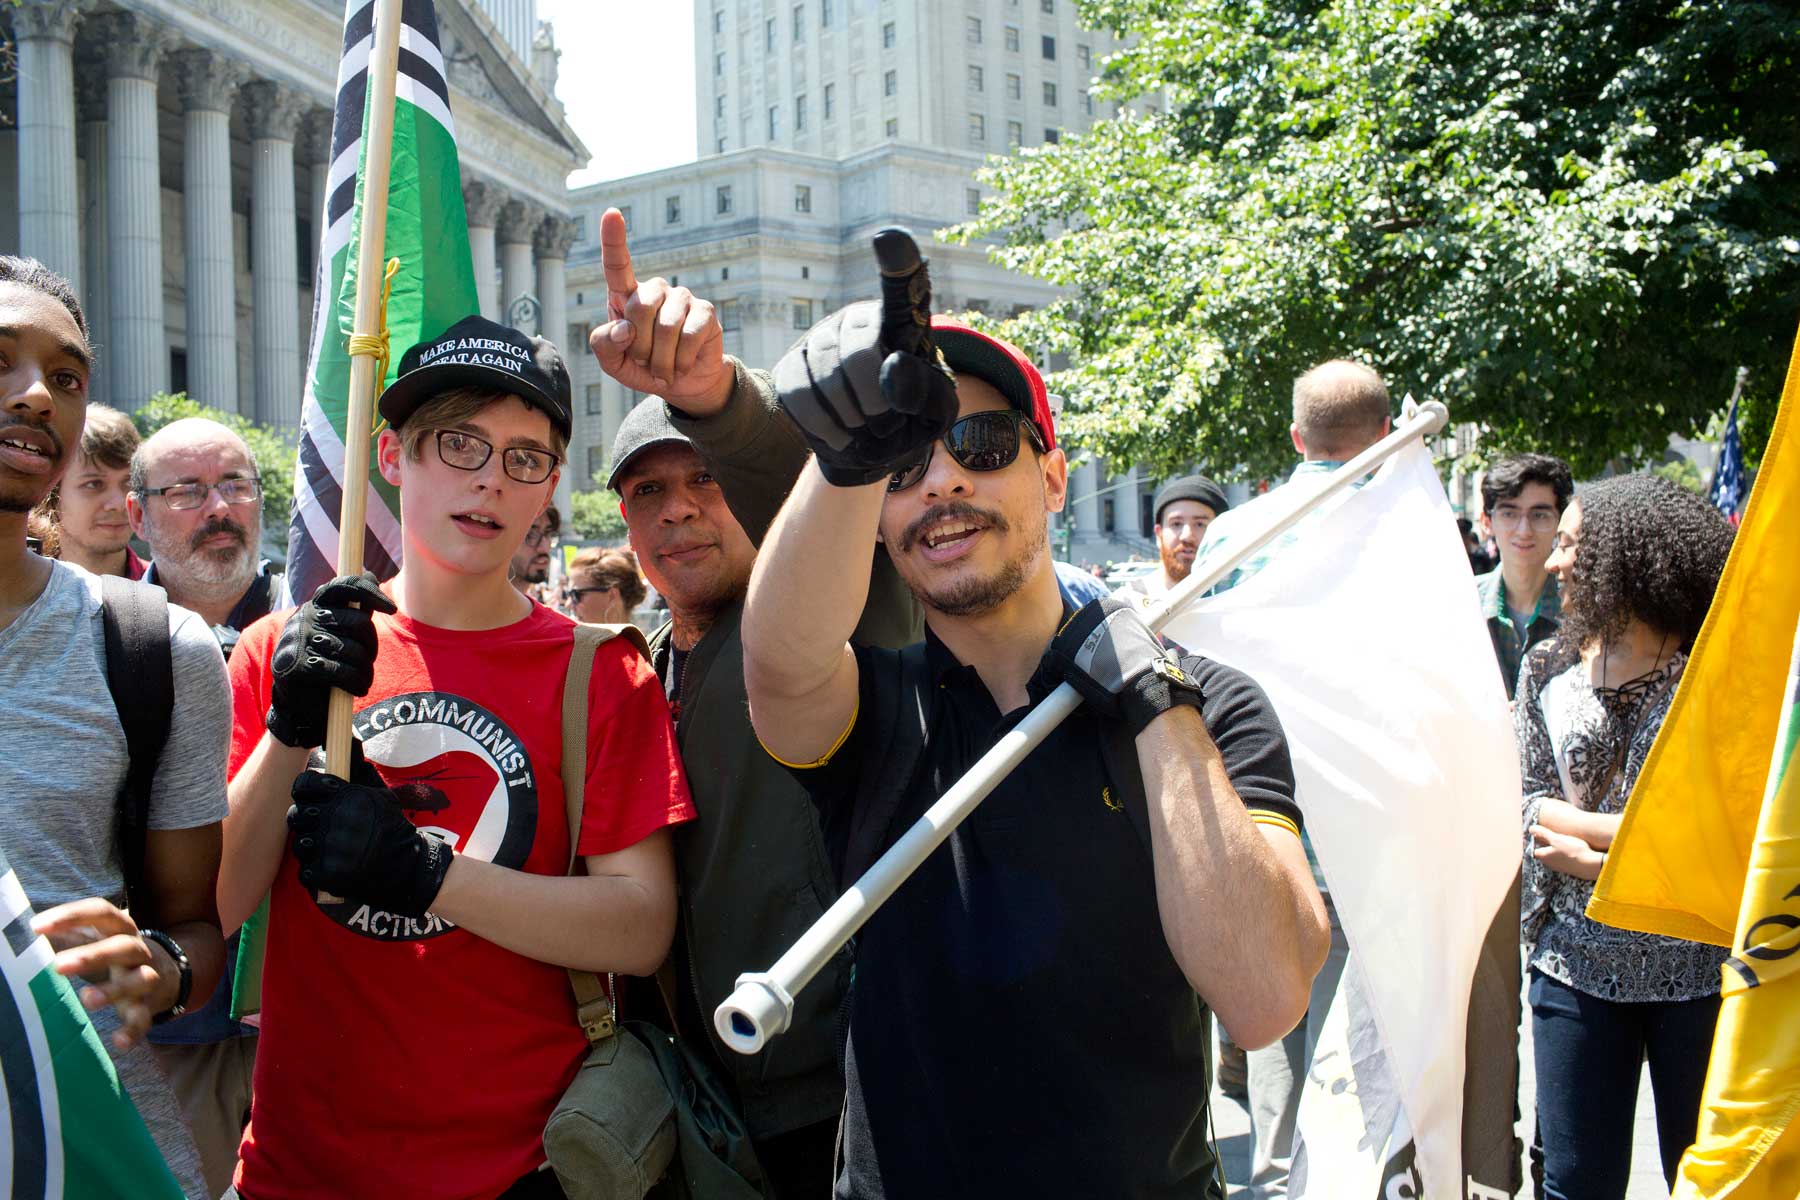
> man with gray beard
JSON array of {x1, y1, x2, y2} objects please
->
[{"x1": 126, "y1": 415, "x2": 279, "y2": 1196}]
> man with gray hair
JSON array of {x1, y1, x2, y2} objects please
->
[{"x1": 126, "y1": 414, "x2": 280, "y2": 1196}]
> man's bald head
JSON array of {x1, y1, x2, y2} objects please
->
[
  {"x1": 1291, "y1": 360, "x2": 1391, "y2": 461},
  {"x1": 129, "y1": 417, "x2": 255, "y2": 497}
]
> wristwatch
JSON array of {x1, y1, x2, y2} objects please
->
[{"x1": 138, "y1": 929, "x2": 193, "y2": 1024}]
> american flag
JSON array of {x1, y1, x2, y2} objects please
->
[{"x1": 1711, "y1": 376, "x2": 1747, "y2": 525}]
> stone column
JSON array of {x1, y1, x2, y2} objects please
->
[
  {"x1": 462, "y1": 178, "x2": 505, "y2": 320},
  {"x1": 243, "y1": 82, "x2": 308, "y2": 430},
  {"x1": 97, "y1": 14, "x2": 171, "y2": 409},
  {"x1": 535, "y1": 214, "x2": 579, "y2": 513},
  {"x1": 174, "y1": 48, "x2": 245, "y2": 411},
  {"x1": 15, "y1": 2, "x2": 82, "y2": 287},
  {"x1": 76, "y1": 71, "x2": 109, "y2": 406},
  {"x1": 496, "y1": 199, "x2": 541, "y2": 330},
  {"x1": 298, "y1": 109, "x2": 333, "y2": 239}
]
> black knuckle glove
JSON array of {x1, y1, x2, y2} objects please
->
[
  {"x1": 266, "y1": 573, "x2": 397, "y2": 748},
  {"x1": 772, "y1": 227, "x2": 959, "y2": 487},
  {"x1": 1048, "y1": 598, "x2": 1204, "y2": 736},
  {"x1": 287, "y1": 765, "x2": 453, "y2": 917}
]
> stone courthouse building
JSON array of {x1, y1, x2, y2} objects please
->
[{"x1": 0, "y1": 0, "x2": 585, "y2": 440}]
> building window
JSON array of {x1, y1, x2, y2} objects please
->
[
  {"x1": 821, "y1": 0, "x2": 833, "y2": 26},
  {"x1": 795, "y1": 93, "x2": 808, "y2": 132},
  {"x1": 765, "y1": 17, "x2": 776, "y2": 50},
  {"x1": 967, "y1": 297, "x2": 990, "y2": 312},
  {"x1": 1007, "y1": 120, "x2": 1023, "y2": 147},
  {"x1": 882, "y1": 21, "x2": 895, "y2": 48},
  {"x1": 717, "y1": 136, "x2": 727, "y2": 153},
  {"x1": 1101, "y1": 496, "x2": 1116, "y2": 533},
  {"x1": 966, "y1": 16, "x2": 982, "y2": 43},
  {"x1": 793, "y1": 299, "x2": 814, "y2": 329},
  {"x1": 768, "y1": 104, "x2": 779, "y2": 139},
  {"x1": 1006, "y1": 72, "x2": 1022, "y2": 99},
  {"x1": 823, "y1": 82, "x2": 835, "y2": 120},
  {"x1": 713, "y1": 8, "x2": 724, "y2": 33},
  {"x1": 1044, "y1": 126, "x2": 1060, "y2": 143},
  {"x1": 885, "y1": 117, "x2": 898, "y2": 137},
  {"x1": 716, "y1": 184, "x2": 733, "y2": 214},
  {"x1": 715, "y1": 94, "x2": 727, "y2": 117},
  {"x1": 801, "y1": 265, "x2": 810, "y2": 278},
  {"x1": 721, "y1": 267, "x2": 729, "y2": 281},
  {"x1": 793, "y1": 4, "x2": 804, "y2": 41},
  {"x1": 586, "y1": 383, "x2": 603, "y2": 415},
  {"x1": 1005, "y1": 24, "x2": 1020, "y2": 51},
  {"x1": 967, "y1": 112, "x2": 986, "y2": 145},
  {"x1": 1042, "y1": 35, "x2": 1056, "y2": 59},
  {"x1": 966, "y1": 187, "x2": 981, "y2": 215},
  {"x1": 618, "y1": 205, "x2": 632, "y2": 232},
  {"x1": 720, "y1": 299, "x2": 741, "y2": 331},
  {"x1": 1081, "y1": 89, "x2": 1092, "y2": 116},
  {"x1": 968, "y1": 65, "x2": 984, "y2": 91},
  {"x1": 714, "y1": 51, "x2": 725, "y2": 76},
  {"x1": 1077, "y1": 43, "x2": 1091, "y2": 69},
  {"x1": 883, "y1": 69, "x2": 897, "y2": 97},
  {"x1": 573, "y1": 214, "x2": 587, "y2": 241},
  {"x1": 794, "y1": 184, "x2": 812, "y2": 213},
  {"x1": 1041, "y1": 0, "x2": 1054, "y2": 11},
  {"x1": 1043, "y1": 81, "x2": 1058, "y2": 106},
  {"x1": 588, "y1": 445, "x2": 605, "y2": 483},
  {"x1": 665, "y1": 194, "x2": 682, "y2": 224}
]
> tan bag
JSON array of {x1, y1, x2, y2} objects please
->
[{"x1": 542, "y1": 622, "x2": 679, "y2": 1200}]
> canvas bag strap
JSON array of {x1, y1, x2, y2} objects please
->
[{"x1": 561, "y1": 621, "x2": 651, "y2": 1045}]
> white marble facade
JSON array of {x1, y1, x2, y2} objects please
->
[{"x1": 0, "y1": 0, "x2": 587, "y2": 444}]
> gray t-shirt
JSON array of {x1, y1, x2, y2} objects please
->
[{"x1": 0, "y1": 559, "x2": 230, "y2": 1198}]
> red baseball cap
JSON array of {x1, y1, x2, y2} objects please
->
[{"x1": 929, "y1": 317, "x2": 1057, "y2": 453}]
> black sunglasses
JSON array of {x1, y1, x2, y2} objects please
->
[{"x1": 887, "y1": 410, "x2": 1047, "y2": 493}]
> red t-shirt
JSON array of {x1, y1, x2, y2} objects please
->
[{"x1": 227, "y1": 601, "x2": 694, "y2": 1200}]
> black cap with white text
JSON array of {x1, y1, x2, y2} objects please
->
[{"x1": 378, "y1": 315, "x2": 573, "y2": 440}]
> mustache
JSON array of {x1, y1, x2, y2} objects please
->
[
  {"x1": 899, "y1": 501, "x2": 1009, "y2": 554},
  {"x1": 188, "y1": 516, "x2": 248, "y2": 553}
]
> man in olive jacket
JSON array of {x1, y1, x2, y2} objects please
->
[{"x1": 590, "y1": 208, "x2": 918, "y2": 1197}]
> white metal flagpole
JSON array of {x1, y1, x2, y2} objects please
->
[{"x1": 714, "y1": 400, "x2": 1452, "y2": 1054}]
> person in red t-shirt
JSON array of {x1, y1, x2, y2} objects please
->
[{"x1": 217, "y1": 316, "x2": 695, "y2": 1200}]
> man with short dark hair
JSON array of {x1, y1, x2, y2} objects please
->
[
  {"x1": 589, "y1": 207, "x2": 917, "y2": 1195},
  {"x1": 1475, "y1": 452, "x2": 1573, "y2": 700},
  {"x1": 31, "y1": 403, "x2": 145, "y2": 577},
  {"x1": 1117, "y1": 473, "x2": 1229, "y2": 608},
  {"x1": 510, "y1": 503, "x2": 559, "y2": 594},
  {"x1": 0, "y1": 255, "x2": 226, "y2": 1199}
]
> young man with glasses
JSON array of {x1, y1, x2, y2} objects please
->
[
  {"x1": 1475, "y1": 453, "x2": 1574, "y2": 702},
  {"x1": 741, "y1": 234, "x2": 1326, "y2": 1199},
  {"x1": 217, "y1": 315, "x2": 693, "y2": 1199}
]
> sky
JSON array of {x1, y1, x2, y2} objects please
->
[{"x1": 537, "y1": 0, "x2": 699, "y2": 187}]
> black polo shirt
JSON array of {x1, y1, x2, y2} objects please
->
[{"x1": 776, "y1": 623, "x2": 1301, "y2": 1200}]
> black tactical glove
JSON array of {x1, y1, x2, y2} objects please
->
[
  {"x1": 287, "y1": 747, "x2": 454, "y2": 917},
  {"x1": 772, "y1": 227, "x2": 959, "y2": 486},
  {"x1": 266, "y1": 573, "x2": 397, "y2": 748},
  {"x1": 1048, "y1": 598, "x2": 1205, "y2": 736}
]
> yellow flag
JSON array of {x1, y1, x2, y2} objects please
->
[
  {"x1": 1670, "y1": 617, "x2": 1800, "y2": 1197},
  {"x1": 1589, "y1": 323, "x2": 1800, "y2": 945}
]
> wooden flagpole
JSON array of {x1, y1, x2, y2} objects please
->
[{"x1": 325, "y1": 0, "x2": 405, "y2": 781}]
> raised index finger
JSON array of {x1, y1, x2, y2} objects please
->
[{"x1": 600, "y1": 207, "x2": 639, "y2": 320}]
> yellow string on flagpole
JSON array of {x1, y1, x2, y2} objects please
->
[{"x1": 347, "y1": 257, "x2": 401, "y2": 435}]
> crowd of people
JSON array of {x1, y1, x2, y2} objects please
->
[{"x1": 0, "y1": 205, "x2": 1737, "y2": 1200}]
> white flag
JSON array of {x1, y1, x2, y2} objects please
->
[{"x1": 1164, "y1": 438, "x2": 1520, "y2": 1198}]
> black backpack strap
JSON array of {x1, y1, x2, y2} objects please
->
[
  {"x1": 837, "y1": 642, "x2": 933, "y2": 887},
  {"x1": 99, "y1": 575, "x2": 174, "y2": 922}
]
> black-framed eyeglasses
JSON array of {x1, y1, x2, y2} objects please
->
[
  {"x1": 524, "y1": 525, "x2": 556, "y2": 548},
  {"x1": 887, "y1": 410, "x2": 1047, "y2": 493},
  {"x1": 435, "y1": 429, "x2": 560, "y2": 485},
  {"x1": 140, "y1": 477, "x2": 262, "y2": 511},
  {"x1": 568, "y1": 584, "x2": 616, "y2": 605}
]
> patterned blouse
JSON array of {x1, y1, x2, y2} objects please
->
[{"x1": 1516, "y1": 641, "x2": 1727, "y2": 1002}]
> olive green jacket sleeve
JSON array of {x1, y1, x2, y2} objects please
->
[{"x1": 665, "y1": 357, "x2": 923, "y2": 650}]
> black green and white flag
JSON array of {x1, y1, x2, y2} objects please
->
[
  {"x1": 286, "y1": 0, "x2": 480, "y2": 599},
  {"x1": 0, "y1": 846, "x2": 183, "y2": 1199}
]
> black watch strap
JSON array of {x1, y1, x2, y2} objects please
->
[{"x1": 139, "y1": 928, "x2": 193, "y2": 1024}]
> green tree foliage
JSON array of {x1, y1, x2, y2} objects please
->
[
  {"x1": 568, "y1": 488, "x2": 628, "y2": 543},
  {"x1": 952, "y1": 0, "x2": 1800, "y2": 480},
  {"x1": 132, "y1": 394, "x2": 298, "y2": 539}
]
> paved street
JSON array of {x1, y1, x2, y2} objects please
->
[{"x1": 1210, "y1": 993, "x2": 1673, "y2": 1197}]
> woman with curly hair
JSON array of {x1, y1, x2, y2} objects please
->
[{"x1": 1516, "y1": 471, "x2": 1734, "y2": 1199}]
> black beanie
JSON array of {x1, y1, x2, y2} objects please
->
[{"x1": 1152, "y1": 474, "x2": 1230, "y2": 525}]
